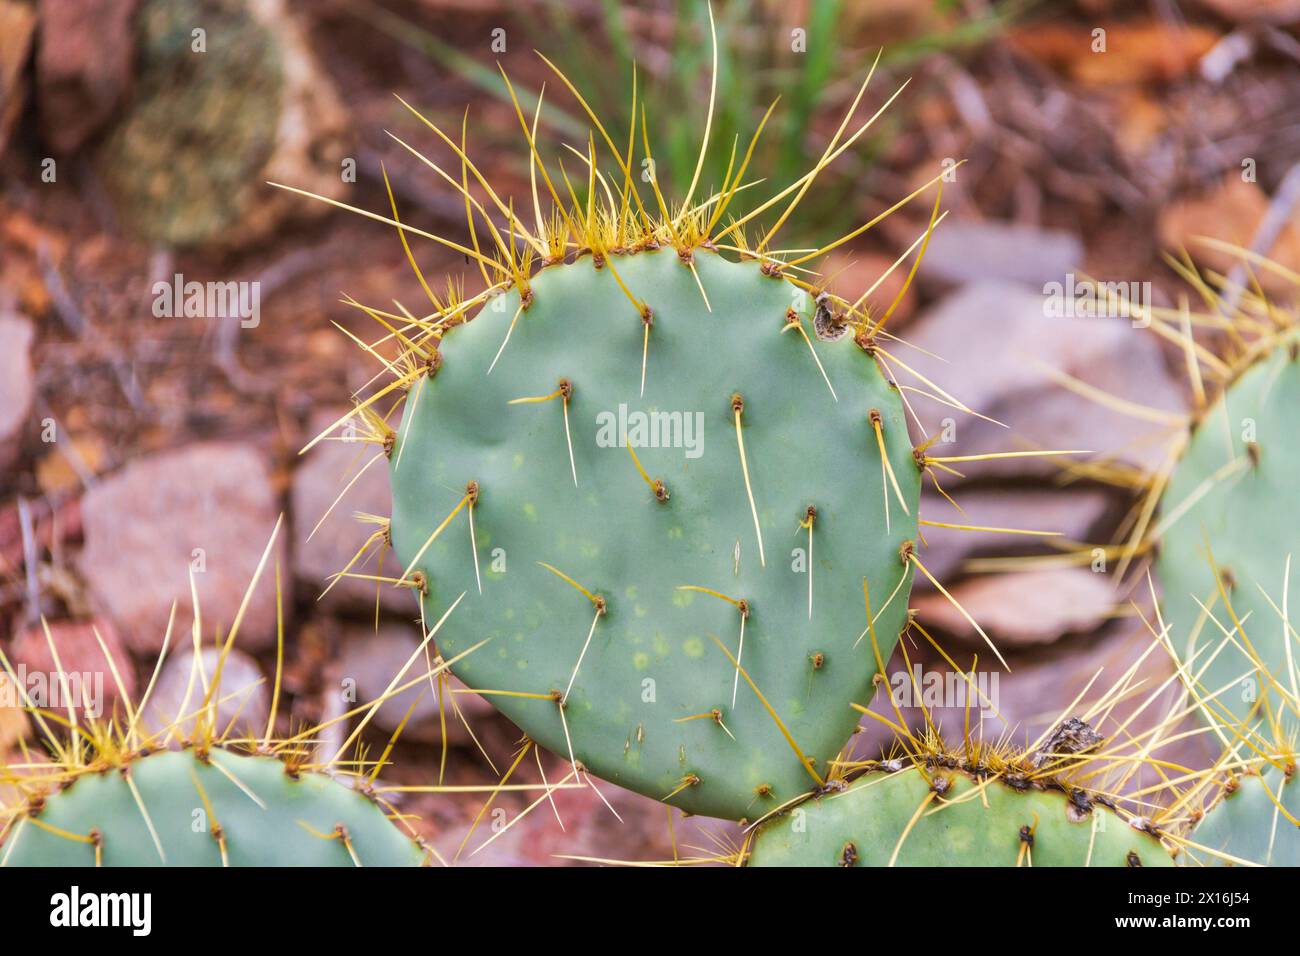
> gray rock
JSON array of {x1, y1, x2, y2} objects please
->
[
  {"x1": 142, "y1": 646, "x2": 268, "y2": 741},
  {"x1": 0, "y1": 312, "x2": 34, "y2": 471},
  {"x1": 335, "y1": 622, "x2": 492, "y2": 743},
  {"x1": 78, "y1": 442, "x2": 286, "y2": 652},
  {"x1": 900, "y1": 281, "x2": 1188, "y2": 479},
  {"x1": 920, "y1": 220, "x2": 1084, "y2": 289},
  {"x1": 291, "y1": 412, "x2": 415, "y2": 616}
]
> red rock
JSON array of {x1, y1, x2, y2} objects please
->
[
  {"x1": 912, "y1": 567, "x2": 1119, "y2": 647},
  {"x1": 0, "y1": 672, "x2": 30, "y2": 751},
  {"x1": 0, "y1": 1, "x2": 37, "y2": 157},
  {"x1": 336, "y1": 622, "x2": 491, "y2": 743},
  {"x1": 7, "y1": 618, "x2": 135, "y2": 722},
  {"x1": 35, "y1": 0, "x2": 137, "y2": 154},
  {"x1": 434, "y1": 754, "x2": 740, "y2": 866},
  {"x1": 77, "y1": 442, "x2": 285, "y2": 652},
  {"x1": 915, "y1": 485, "x2": 1116, "y2": 585}
]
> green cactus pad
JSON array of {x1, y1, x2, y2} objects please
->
[
  {"x1": 1191, "y1": 764, "x2": 1299, "y2": 866},
  {"x1": 2, "y1": 749, "x2": 426, "y2": 867},
  {"x1": 390, "y1": 246, "x2": 919, "y2": 820},
  {"x1": 746, "y1": 764, "x2": 1174, "y2": 867},
  {"x1": 1156, "y1": 339, "x2": 1300, "y2": 731}
]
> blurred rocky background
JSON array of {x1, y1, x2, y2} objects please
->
[{"x1": 3, "y1": 0, "x2": 1300, "y2": 863}]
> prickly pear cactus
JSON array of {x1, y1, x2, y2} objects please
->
[
  {"x1": 2, "y1": 749, "x2": 426, "y2": 867},
  {"x1": 390, "y1": 246, "x2": 919, "y2": 820},
  {"x1": 1191, "y1": 761, "x2": 1299, "y2": 867},
  {"x1": 1156, "y1": 335, "x2": 1300, "y2": 730},
  {"x1": 746, "y1": 761, "x2": 1174, "y2": 867},
  {"x1": 1, "y1": 523, "x2": 431, "y2": 867},
  {"x1": 286, "y1": 27, "x2": 1036, "y2": 821}
]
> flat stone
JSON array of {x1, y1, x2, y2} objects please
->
[
  {"x1": 141, "y1": 646, "x2": 268, "y2": 741},
  {"x1": 920, "y1": 220, "x2": 1083, "y2": 289},
  {"x1": 900, "y1": 281, "x2": 1187, "y2": 479},
  {"x1": 78, "y1": 442, "x2": 285, "y2": 652},
  {"x1": 915, "y1": 485, "x2": 1116, "y2": 584},
  {"x1": 912, "y1": 567, "x2": 1118, "y2": 647},
  {"x1": 291, "y1": 412, "x2": 415, "y2": 616}
]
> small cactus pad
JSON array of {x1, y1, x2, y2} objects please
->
[
  {"x1": 390, "y1": 247, "x2": 919, "y2": 819},
  {"x1": 1156, "y1": 339, "x2": 1300, "y2": 731},
  {"x1": 1191, "y1": 763, "x2": 1299, "y2": 866},
  {"x1": 2, "y1": 749, "x2": 426, "y2": 867},
  {"x1": 746, "y1": 764, "x2": 1174, "y2": 867}
]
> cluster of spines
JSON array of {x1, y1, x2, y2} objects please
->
[{"x1": 0, "y1": 520, "x2": 552, "y2": 866}]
